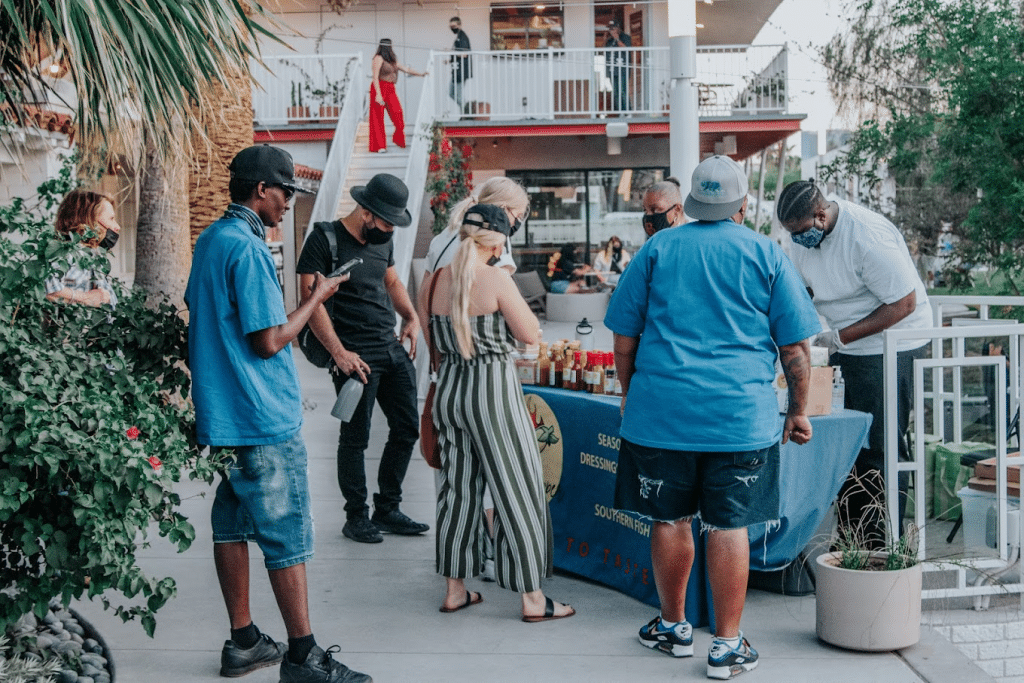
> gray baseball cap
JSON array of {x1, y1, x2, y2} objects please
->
[{"x1": 683, "y1": 155, "x2": 748, "y2": 222}]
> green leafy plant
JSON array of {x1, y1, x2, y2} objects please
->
[
  {"x1": 0, "y1": 157, "x2": 224, "y2": 637},
  {"x1": 426, "y1": 123, "x2": 474, "y2": 234}
]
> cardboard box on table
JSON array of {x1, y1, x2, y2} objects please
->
[{"x1": 775, "y1": 366, "x2": 833, "y2": 416}]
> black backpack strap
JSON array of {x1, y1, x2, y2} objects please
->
[
  {"x1": 432, "y1": 232, "x2": 460, "y2": 272},
  {"x1": 313, "y1": 220, "x2": 341, "y2": 273}
]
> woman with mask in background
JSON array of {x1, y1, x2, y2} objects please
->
[
  {"x1": 45, "y1": 189, "x2": 121, "y2": 308},
  {"x1": 593, "y1": 235, "x2": 630, "y2": 286}
]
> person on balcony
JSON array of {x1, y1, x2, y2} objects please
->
[
  {"x1": 603, "y1": 20, "x2": 632, "y2": 113},
  {"x1": 369, "y1": 38, "x2": 427, "y2": 154},
  {"x1": 448, "y1": 17, "x2": 472, "y2": 116}
]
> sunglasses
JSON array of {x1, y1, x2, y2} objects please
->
[{"x1": 269, "y1": 183, "x2": 295, "y2": 200}]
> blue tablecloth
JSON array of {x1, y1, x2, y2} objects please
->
[{"x1": 523, "y1": 385, "x2": 872, "y2": 628}]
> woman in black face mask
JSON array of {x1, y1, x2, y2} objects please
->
[
  {"x1": 44, "y1": 190, "x2": 121, "y2": 308},
  {"x1": 593, "y1": 236, "x2": 631, "y2": 285},
  {"x1": 642, "y1": 178, "x2": 683, "y2": 238}
]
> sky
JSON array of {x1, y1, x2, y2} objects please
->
[{"x1": 753, "y1": 0, "x2": 853, "y2": 153}]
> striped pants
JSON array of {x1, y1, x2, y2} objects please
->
[{"x1": 434, "y1": 356, "x2": 553, "y2": 593}]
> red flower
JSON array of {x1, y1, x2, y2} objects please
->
[
  {"x1": 461, "y1": 145, "x2": 473, "y2": 158},
  {"x1": 440, "y1": 138, "x2": 452, "y2": 155},
  {"x1": 147, "y1": 456, "x2": 163, "y2": 474},
  {"x1": 126, "y1": 426, "x2": 140, "y2": 440}
]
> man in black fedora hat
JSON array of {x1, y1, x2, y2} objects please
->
[
  {"x1": 297, "y1": 173, "x2": 429, "y2": 544},
  {"x1": 187, "y1": 144, "x2": 371, "y2": 682}
]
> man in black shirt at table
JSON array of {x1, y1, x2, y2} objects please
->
[{"x1": 296, "y1": 173, "x2": 429, "y2": 544}]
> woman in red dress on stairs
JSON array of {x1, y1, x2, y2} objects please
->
[{"x1": 369, "y1": 38, "x2": 427, "y2": 153}]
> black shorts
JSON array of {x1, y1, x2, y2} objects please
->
[{"x1": 613, "y1": 438, "x2": 780, "y2": 529}]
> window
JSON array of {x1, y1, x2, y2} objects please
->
[
  {"x1": 490, "y1": 4, "x2": 564, "y2": 50},
  {"x1": 506, "y1": 168, "x2": 667, "y2": 274}
]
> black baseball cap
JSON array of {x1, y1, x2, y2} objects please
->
[
  {"x1": 463, "y1": 204, "x2": 511, "y2": 236},
  {"x1": 229, "y1": 145, "x2": 312, "y2": 194}
]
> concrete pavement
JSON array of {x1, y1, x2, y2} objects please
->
[{"x1": 71, "y1": 319, "x2": 992, "y2": 682}]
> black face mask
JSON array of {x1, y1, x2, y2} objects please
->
[
  {"x1": 612, "y1": 245, "x2": 622, "y2": 254},
  {"x1": 98, "y1": 229, "x2": 120, "y2": 250},
  {"x1": 451, "y1": 26, "x2": 460, "y2": 34},
  {"x1": 643, "y1": 208, "x2": 674, "y2": 236},
  {"x1": 510, "y1": 216, "x2": 522, "y2": 236},
  {"x1": 364, "y1": 226, "x2": 393, "y2": 245}
]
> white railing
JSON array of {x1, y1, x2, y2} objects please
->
[
  {"x1": 252, "y1": 54, "x2": 360, "y2": 126},
  {"x1": 393, "y1": 64, "x2": 438, "y2": 289},
  {"x1": 428, "y1": 44, "x2": 787, "y2": 121},
  {"x1": 883, "y1": 298, "x2": 1024, "y2": 608},
  {"x1": 305, "y1": 54, "x2": 365, "y2": 236}
]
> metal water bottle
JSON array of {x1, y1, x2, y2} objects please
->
[{"x1": 331, "y1": 378, "x2": 364, "y2": 422}]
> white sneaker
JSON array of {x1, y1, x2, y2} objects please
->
[{"x1": 481, "y1": 558, "x2": 495, "y2": 582}]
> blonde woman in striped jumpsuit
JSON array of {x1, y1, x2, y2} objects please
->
[{"x1": 417, "y1": 205, "x2": 575, "y2": 622}]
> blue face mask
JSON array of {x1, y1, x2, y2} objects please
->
[{"x1": 792, "y1": 226, "x2": 825, "y2": 249}]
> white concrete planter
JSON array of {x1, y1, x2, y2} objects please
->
[{"x1": 815, "y1": 551, "x2": 922, "y2": 651}]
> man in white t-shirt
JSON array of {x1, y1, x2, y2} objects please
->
[{"x1": 777, "y1": 180, "x2": 931, "y2": 549}]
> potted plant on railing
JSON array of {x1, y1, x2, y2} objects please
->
[
  {"x1": 287, "y1": 81, "x2": 310, "y2": 122},
  {"x1": 316, "y1": 79, "x2": 343, "y2": 122},
  {"x1": 814, "y1": 480, "x2": 923, "y2": 652}
]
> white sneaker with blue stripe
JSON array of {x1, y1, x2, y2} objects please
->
[
  {"x1": 638, "y1": 616, "x2": 694, "y2": 657},
  {"x1": 707, "y1": 632, "x2": 758, "y2": 679}
]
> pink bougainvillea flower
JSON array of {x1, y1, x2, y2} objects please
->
[{"x1": 126, "y1": 426, "x2": 140, "y2": 440}]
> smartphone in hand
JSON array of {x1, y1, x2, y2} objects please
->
[{"x1": 328, "y1": 257, "x2": 363, "y2": 278}]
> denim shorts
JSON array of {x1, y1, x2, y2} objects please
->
[
  {"x1": 549, "y1": 279, "x2": 570, "y2": 294},
  {"x1": 613, "y1": 438, "x2": 780, "y2": 530},
  {"x1": 211, "y1": 431, "x2": 315, "y2": 570}
]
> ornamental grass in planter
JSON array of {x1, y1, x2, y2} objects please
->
[
  {"x1": 0, "y1": 162, "x2": 224, "y2": 665},
  {"x1": 815, "y1": 483, "x2": 923, "y2": 652}
]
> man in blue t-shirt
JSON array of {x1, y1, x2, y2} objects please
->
[
  {"x1": 186, "y1": 145, "x2": 369, "y2": 683},
  {"x1": 605, "y1": 155, "x2": 820, "y2": 679}
]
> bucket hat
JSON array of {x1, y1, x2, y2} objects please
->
[{"x1": 351, "y1": 173, "x2": 412, "y2": 227}]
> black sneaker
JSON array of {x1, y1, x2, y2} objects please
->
[
  {"x1": 370, "y1": 508, "x2": 429, "y2": 535},
  {"x1": 342, "y1": 517, "x2": 383, "y2": 544},
  {"x1": 280, "y1": 645, "x2": 371, "y2": 683},
  {"x1": 220, "y1": 633, "x2": 286, "y2": 677}
]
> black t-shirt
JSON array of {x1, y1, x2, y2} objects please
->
[{"x1": 296, "y1": 221, "x2": 396, "y2": 351}]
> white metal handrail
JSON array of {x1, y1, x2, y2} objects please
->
[
  {"x1": 393, "y1": 60, "x2": 438, "y2": 289},
  {"x1": 306, "y1": 54, "x2": 365, "y2": 236},
  {"x1": 429, "y1": 44, "x2": 787, "y2": 121}
]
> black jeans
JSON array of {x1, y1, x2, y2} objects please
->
[
  {"x1": 831, "y1": 345, "x2": 928, "y2": 549},
  {"x1": 331, "y1": 340, "x2": 419, "y2": 521}
]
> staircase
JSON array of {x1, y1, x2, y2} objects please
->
[{"x1": 334, "y1": 121, "x2": 414, "y2": 219}]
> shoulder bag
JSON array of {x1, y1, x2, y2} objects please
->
[{"x1": 420, "y1": 270, "x2": 442, "y2": 469}]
